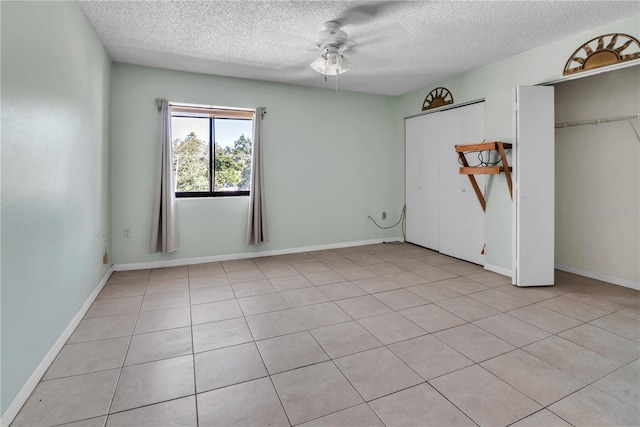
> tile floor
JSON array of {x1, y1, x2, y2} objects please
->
[{"x1": 12, "y1": 243, "x2": 640, "y2": 427}]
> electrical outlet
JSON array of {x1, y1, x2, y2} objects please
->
[
  {"x1": 124, "y1": 227, "x2": 132, "y2": 238},
  {"x1": 382, "y1": 212, "x2": 387, "y2": 220}
]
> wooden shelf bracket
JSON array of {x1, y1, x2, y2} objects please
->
[{"x1": 454, "y1": 141, "x2": 513, "y2": 212}]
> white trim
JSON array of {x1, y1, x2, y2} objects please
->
[
  {"x1": 404, "y1": 98, "x2": 485, "y2": 120},
  {"x1": 168, "y1": 100, "x2": 255, "y2": 112},
  {"x1": 484, "y1": 263, "x2": 513, "y2": 278},
  {"x1": 1, "y1": 267, "x2": 114, "y2": 427},
  {"x1": 555, "y1": 263, "x2": 640, "y2": 291},
  {"x1": 542, "y1": 59, "x2": 640, "y2": 86},
  {"x1": 114, "y1": 238, "x2": 403, "y2": 271}
]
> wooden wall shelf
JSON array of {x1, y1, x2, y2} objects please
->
[
  {"x1": 454, "y1": 141, "x2": 513, "y2": 211},
  {"x1": 459, "y1": 166, "x2": 512, "y2": 175}
]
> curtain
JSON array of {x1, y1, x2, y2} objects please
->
[
  {"x1": 150, "y1": 99, "x2": 179, "y2": 253},
  {"x1": 246, "y1": 107, "x2": 268, "y2": 245}
]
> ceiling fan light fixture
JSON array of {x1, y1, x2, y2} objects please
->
[{"x1": 310, "y1": 49, "x2": 352, "y2": 76}]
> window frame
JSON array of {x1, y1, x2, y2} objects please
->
[{"x1": 170, "y1": 104, "x2": 254, "y2": 199}]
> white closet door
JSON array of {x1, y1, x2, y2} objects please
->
[
  {"x1": 438, "y1": 103, "x2": 485, "y2": 263},
  {"x1": 405, "y1": 114, "x2": 439, "y2": 250},
  {"x1": 458, "y1": 170, "x2": 486, "y2": 264},
  {"x1": 438, "y1": 108, "x2": 463, "y2": 258},
  {"x1": 420, "y1": 113, "x2": 440, "y2": 250},
  {"x1": 457, "y1": 103, "x2": 486, "y2": 265},
  {"x1": 405, "y1": 116, "x2": 437, "y2": 249},
  {"x1": 405, "y1": 116, "x2": 426, "y2": 247},
  {"x1": 513, "y1": 86, "x2": 555, "y2": 286}
]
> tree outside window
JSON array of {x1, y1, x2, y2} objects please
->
[{"x1": 170, "y1": 107, "x2": 253, "y2": 197}]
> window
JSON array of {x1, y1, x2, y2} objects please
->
[{"x1": 170, "y1": 103, "x2": 254, "y2": 197}]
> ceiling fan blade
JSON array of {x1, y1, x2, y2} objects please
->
[
  {"x1": 355, "y1": 20, "x2": 407, "y2": 45},
  {"x1": 340, "y1": 40, "x2": 357, "y2": 54},
  {"x1": 305, "y1": 2, "x2": 408, "y2": 61},
  {"x1": 281, "y1": 63, "x2": 312, "y2": 73},
  {"x1": 334, "y1": 1, "x2": 396, "y2": 26},
  {"x1": 305, "y1": 42, "x2": 321, "y2": 53}
]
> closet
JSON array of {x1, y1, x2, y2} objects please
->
[
  {"x1": 405, "y1": 102, "x2": 486, "y2": 265},
  {"x1": 553, "y1": 66, "x2": 639, "y2": 288}
]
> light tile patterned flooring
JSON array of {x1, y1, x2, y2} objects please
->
[{"x1": 12, "y1": 243, "x2": 640, "y2": 426}]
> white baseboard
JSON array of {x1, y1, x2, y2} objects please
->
[
  {"x1": 484, "y1": 263, "x2": 513, "y2": 278},
  {"x1": 1, "y1": 267, "x2": 114, "y2": 427},
  {"x1": 555, "y1": 263, "x2": 640, "y2": 291},
  {"x1": 114, "y1": 238, "x2": 403, "y2": 271}
]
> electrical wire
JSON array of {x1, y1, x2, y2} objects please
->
[
  {"x1": 367, "y1": 205, "x2": 407, "y2": 242},
  {"x1": 456, "y1": 139, "x2": 511, "y2": 168},
  {"x1": 629, "y1": 120, "x2": 640, "y2": 143},
  {"x1": 457, "y1": 139, "x2": 487, "y2": 167},
  {"x1": 400, "y1": 206, "x2": 407, "y2": 242},
  {"x1": 477, "y1": 150, "x2": 505, "y2": 166}
]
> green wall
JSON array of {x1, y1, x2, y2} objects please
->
[
  {"x1": 110, "y1": 64, "x2": 404, "y2": 265},
  {"x1": 396, "y1": 14, "x2": 640, "y2": 273},
  {"x1": 1, "y1": 1, "x2": 112, "y2": 415},
  {"x1": 1, "y1": 1, "x2": 638, "y2": 420}
]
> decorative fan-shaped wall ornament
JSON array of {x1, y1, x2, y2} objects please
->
[
  {"x1": 422, "y1": 87, "x2": 453, "y2": 111},
  {"x1": 563, "y1": 33, "x2": 640, "y2": 75}
]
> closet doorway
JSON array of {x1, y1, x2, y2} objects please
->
[{"x1": 552, "y1": 65, "x2": 640, "y2": 289}]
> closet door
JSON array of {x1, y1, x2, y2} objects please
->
[
  {"x1": 458, "y1": 170, "x2": 486, "y2": 265},
  {"x1": 405, "y1": 113, "x2": 439, "y2": 250},
  {"x1": 405, "y1": 115, "x2": 426, "y2": 247},
  {"x1": 438, "y1": 103, "x2": 485, "y2": 264},
  {"x1": 438, "y1": 108, "x2": 463, "y2": 258},
  {"x1": 512, "y1": 86, "x2": 555, "y2": 286},
  {"x1": 457, "y1": 103, "x2": 486, "y2": 265}
]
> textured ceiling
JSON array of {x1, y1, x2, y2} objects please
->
[{"x1": 79, "y1": 1, "x2": 639, "y2": 96}]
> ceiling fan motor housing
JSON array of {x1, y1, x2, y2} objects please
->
[{"x1": 316, "y1": 21, "x2": 348, "y2": 50}]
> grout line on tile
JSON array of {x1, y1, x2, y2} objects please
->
[
  {"x1": 104, "y1": 311, "x2": 138, "y2": 419},
  {"x1": 243, "y1": 306, "x2": 293, "y2": 427},
  {"x1": 19, "y1": 243, "x2": 640, "y2": 426}
]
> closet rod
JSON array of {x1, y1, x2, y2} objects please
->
[{"x1": 555, "y1": 114, "x2": 640, "y2": 128}]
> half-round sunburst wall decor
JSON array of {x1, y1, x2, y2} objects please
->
[
  {"x1": 563, "y1": 33, "x2": 640, "y2": 75},
  {"x1": 422, "y1": 87, "x2": 453, "y2": 111}
]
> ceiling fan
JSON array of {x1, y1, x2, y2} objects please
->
[{"x1": 309, "y1": 21, "x2": 354, "y2": 76}]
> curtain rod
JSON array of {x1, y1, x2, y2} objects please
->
[
  {"x1": 155, "y1": 98, "x2": 266, "y2": 118},
  {"x1": 555, "y1": 114, "x2": 639, "y2": 128}
]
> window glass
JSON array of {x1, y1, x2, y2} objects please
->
[
  {"x1": 172, "y1": 117, "x2": 210, "y2": 192},
  {"x1": 214, "y1": 119, "x2": 253, "y2": 192},
  {"x1": 170, "y1": 106, "x2": 253, "y2": 197}
]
